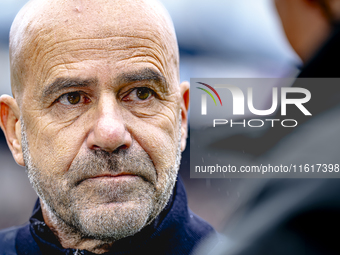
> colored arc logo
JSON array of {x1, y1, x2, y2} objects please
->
[{"x1": 196, "y1": 82, "x2": 223, "y2": 106}]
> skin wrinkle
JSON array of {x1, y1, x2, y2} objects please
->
[
  {"x1": 14, "y1": 20, "x2": 176, "y2": 93},
  {"x1": 24, "y1": 35, "x2": 168, "y2": 52},
  {"x1": 43, "y1": 53, "x2": 167, "y2": 92},
  {"x1": 41, "y1": 46, "x2": 168, "y2": 87},
  {"x1": 112, "y1": 68, "x2": 169, "y2": 92},
  {"x1": 27, "y1": 98, "x2": 91, "y2": 156},
  {"x1": 42, "y1": 78, "x2": 96, "y2": 99},
  {"x1": 59, "y1": 46, "x2": 71, "y2": 82}
]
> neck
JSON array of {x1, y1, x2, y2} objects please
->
[{"x1": 40, "y1": 200, "x2": 114, "y2": 254}]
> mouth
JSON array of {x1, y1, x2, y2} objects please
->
[
  {"x1": 89, "y1": 172, "x2": 138, "y2": 179},
  {"x1": 76, "y1": 173, "x2": 139, "y2": 186}
]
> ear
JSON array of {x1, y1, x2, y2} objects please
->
[
  {"x1": 0, "y1": 95, "x2": 24, "y2": 166},
  {"x1": 179, "y1": 81, "x2": 190, "y2": 152}
]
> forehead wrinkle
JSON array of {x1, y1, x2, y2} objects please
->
[
  {"x1": 117, "y1": 68, "x2": 169, "y2": 92},
  {"x1": 34, "y1": 37, "x2": 170, "y2": 86},
  {"x1": 42, "y1": 78, "x2": 97, "y2": 98},
  {"x1": 10, "y1": 0, "x2": 179, "y2": 101}
]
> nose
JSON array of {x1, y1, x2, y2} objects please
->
[{"x1": 86, "y1": 95, "x2": 132, "y2": 152}]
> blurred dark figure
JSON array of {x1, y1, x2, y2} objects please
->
[{"x1": 197, "y1": 0, "x2": 340, "y2": 254}]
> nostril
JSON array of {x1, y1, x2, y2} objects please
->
[
  {"x1": 119, "y1": 145, "x2": 128, "y2": 150},
  {"x1": 109, "y1": 144, "x2": 129, "y2": 154}
]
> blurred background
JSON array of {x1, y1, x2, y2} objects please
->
[{"x1": 0, "y1": 0, "x2": 301, "y2": 231}]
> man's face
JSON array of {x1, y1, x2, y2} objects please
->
[{"x1": 13, "y1": 0, "x2": 188, "y2": 240}]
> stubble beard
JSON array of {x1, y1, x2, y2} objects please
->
[{"x1": 21, "y1": 117, "x2": 182, "y2": 242}]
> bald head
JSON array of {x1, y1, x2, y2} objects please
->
[{"x1": 9, "y1": 0, "x2": 179, "y2": 101}]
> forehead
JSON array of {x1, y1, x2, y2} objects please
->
[
  {"x1": 12, "y1": 0, "x2": 178, "y2": 93},
  {"x1": 18, "y1": 0, "x2": 172, "y2": 36}
]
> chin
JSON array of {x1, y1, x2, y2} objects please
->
[{"x1": 77, "y1": 199, "x2": 155, "y2": 240}]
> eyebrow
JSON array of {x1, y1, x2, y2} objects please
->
[
  {"x1": 42, "y1": 78, "x2": 97, "y2": 98},
  {"x1": 42, "y1": 68, "x2": 168, "y2": 99},
  {"x1": 117, "y1": 68, "x2": 169, "y2": 92}
]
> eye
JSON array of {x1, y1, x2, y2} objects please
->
[
  {"x1": 58, "y1": 92, "x2": 90, "y2": 105},
  {"x1": 123, "y1": 87, "x2": 154, "y2": 101},
  {"x1": 136, "y1": 87, "x2": 152, "y2": 100}
]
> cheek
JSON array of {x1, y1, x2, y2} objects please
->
[
  {"x1": 126, "y1": 110, "x2": 181, "y2": 176},
  {"x1": 24, "y1": 113, "x2": 87, "y2": 177}
]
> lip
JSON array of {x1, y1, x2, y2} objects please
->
[
  {"x1": 88, "y1": 173, "x2": 139, "y2": 180},
  {"x1": 89, "y1": 173, "x2": 137, "y2": 179},
  {"x1": 77, "y1": 173, "x2": 138, "y2": 185}
]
